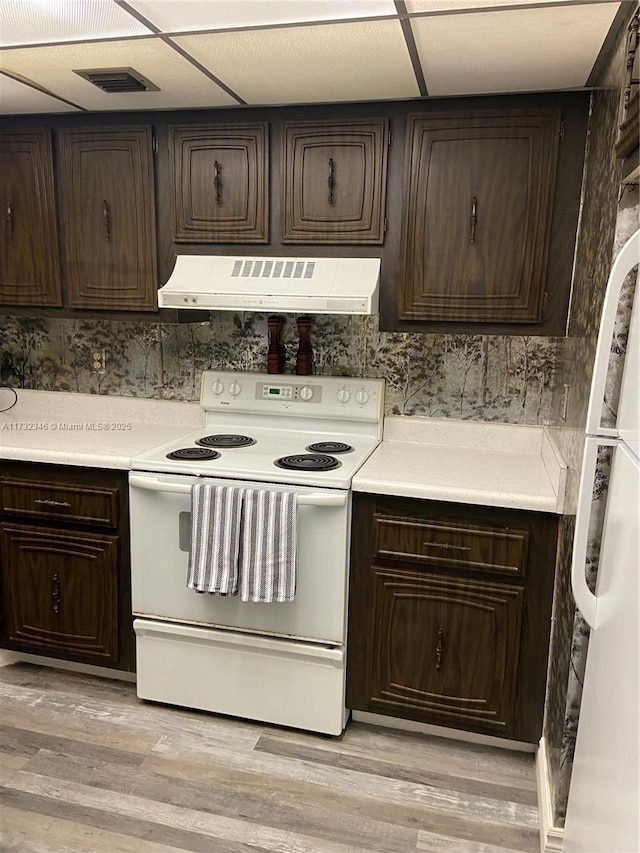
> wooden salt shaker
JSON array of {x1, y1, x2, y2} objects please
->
[
  {"x1": 295, "y1": 315, "x2": 313, "y2": 375},
  {"x1": 267, "y1": 315, "x2": 283, "y2": 374}
]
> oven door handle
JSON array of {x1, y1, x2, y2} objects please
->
[{"x1": 129, "y1": 473, "x2": 347, "y2": 506}]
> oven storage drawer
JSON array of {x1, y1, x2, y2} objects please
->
[
  {"x1": 373, "y1": 514, "x2": 528, "y2": 578},
  {"x1": 134, "y1": 619, "x2": 346, "y2": 735}
]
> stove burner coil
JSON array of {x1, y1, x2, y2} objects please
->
[
  {"x1": 274, "y1": 453, "x2": 341, "y2": 472},
  {"x1": 306, "y1": 441, "x2": 354, "y2": 454},
  {"x1": 166, "y1": 447, "x2": 221, "y2": 461},
  {"x1": 196, "y1": 434, "x2": 256, "y2": 449}
]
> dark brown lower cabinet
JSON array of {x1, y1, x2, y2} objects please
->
[
  {"x1": 1, "y1": 525, "x2": 118, "y2": 664},
  {"x1": 0, "y1": 462, "x2": 134, "y2": 671},
  {"x1": 347, "y1": 493, "x2": 559, "y2": 743}
]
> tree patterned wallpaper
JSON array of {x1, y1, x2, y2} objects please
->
[{"x1": 0, "y1": 313, "x2": 558, "y2": 426}]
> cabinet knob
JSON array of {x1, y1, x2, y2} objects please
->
[
  {"x1": 435, "y1": 627, "x2": 445, "y2": 671},
  {"x1": 6, "y1": 200, "x2": 14, "y2": 239},
  {"x1": 52, "y1": 573, "x2": 61, "y2": 615},
  {"x1": 327, "y1": 158, "x2": 335, "y2": 205},
  {"x1": 470, "y1": 196, "x2": 478, "y2": 244},
  {"x1": 213, "y1": 160, "x2": 222, "y2": 206},
  {"x1": 103, "y1": 199, "x2": 112, "y2": 242}
]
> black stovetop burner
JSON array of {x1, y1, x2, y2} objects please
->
[
  {"x1": 166, "y1": 447, "x2": 221, "y2": 461},
  {"x1": 196, "y1": 434, "x2": 256, "y2": 449},
  {"x1": 275, "y1": 453, "x2": 342, "y2": 472},
  {"x1": 306, "y1": 441, "x2": 354, "y2": 454}
]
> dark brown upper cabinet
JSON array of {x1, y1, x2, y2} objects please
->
[
  {"x1": 59, "y1": 126, "x2": 158, "y2": 311},
  {"x1": 399, "y1": 108, "x2": 561, "y2": 324},
  {"x1": 282, "y1": 119, "x2": 389, "y2": 244},
  {"x1": 169, "y1": 123, "x2": 269, "y2": 243},
  {"x1": 0, "y1": 130, "x2": 62, "y2": 307}
]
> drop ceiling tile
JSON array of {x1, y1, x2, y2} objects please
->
[
  {"x1": 412, "y1": 3, "x2": 620, "y2": 95},
  {"x1": 407, "y1": 0, "x2": 594, "y2": 12},
  {"x1": 128, "y1": 0, "x2": 397, "y2": 33},
  {"x1": 0, "y1": 39, "x2": 238, "y2": 112},
  {"x1": 0, "y1": 73, "x2": 80, "y2": 113},
  {"x1": 0, "y1": 0, "x2": 153, "y2": 47},
  {"x1": 173, "y1": 20, "x2": 419, "y2": 105}
]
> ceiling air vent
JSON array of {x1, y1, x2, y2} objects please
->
[{"x1": 73, "y1": 67, "x2": 159, "y2": 94}]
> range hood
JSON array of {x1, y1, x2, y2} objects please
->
[{"x1": 158, "y1": 255, "x2": 380, "y2": 314}]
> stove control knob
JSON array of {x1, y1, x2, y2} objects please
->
[
  {"x1": 228, "y1": 380, "x2": 241, "y2": 397},
  {"x1": 336, "y1": 386, "x2": 351, "y2": 404},
  {"x1": 211, "y1": 379, "x2": 224, "y2": 396},
  {"x1": 355, "y1": 388, "x2": 370, "y2": 405},
  {"x1": 299, "y1": 385, "x2": 313, "y2": 401}
]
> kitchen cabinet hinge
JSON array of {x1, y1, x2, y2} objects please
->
[{"x1": 559, "y1": 121, "x2": 564, "y2": 142}]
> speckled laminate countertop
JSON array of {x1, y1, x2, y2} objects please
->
[
  {"x1": 0, "y1": 390, "x2": 567, "y2": 513},
  {"x1": 0, "y1": 389, "x2": 202, "y2": 469},
  {"x1": 352, "y1": 416, "x2": 566, "y2": 514}
]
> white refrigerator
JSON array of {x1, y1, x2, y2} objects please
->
[{"x1": 564, "y1": 228, "x2": 639, "y2": 851}]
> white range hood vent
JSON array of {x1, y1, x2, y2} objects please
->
[{"x1": 158, "y1": 255, "x2": 380, "y2": 314}]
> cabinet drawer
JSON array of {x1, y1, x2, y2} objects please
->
[
  {"x1": 373, "y1": 515, "x2": 528, "y2": 577},
  {"x1": 1, "y1": 478, "x2": 118, "y2": 528}
]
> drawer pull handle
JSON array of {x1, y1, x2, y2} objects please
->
[
  {"x1": 423, "y1": 541, "x2": 471, "y2": 552},
  {"x1": 34, "y1": 498, "x2": 72, "y2": 508},
  {"x1": 435, "y1": 628, "x2": 445, "y2": 671},
  {"x1": 52, "y1": 573, "x2": 61, "y2": 615}
]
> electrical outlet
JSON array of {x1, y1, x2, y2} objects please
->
[{"x1": 92, "y1": 348, "x2": 106, "y2": 374}]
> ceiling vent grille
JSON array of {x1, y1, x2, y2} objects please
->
[{"x1": 73, "y1": 67, "x2": 160, "y2": 94}]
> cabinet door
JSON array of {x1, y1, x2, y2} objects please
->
[
  {"x1": 0, "y1": 523, "x2": 119, "y2": 664},
  {"x1": 0, "y1": 131, "x2": 62, "y2": 307},
  {"x1": 368, "y1": 568, "x2": 523, "y2": 734},
  {"x1": 59, "y1": 126, "x2": 157, "y2": 311},
  {"x1": 399, "y1": 109, "x2": 560, "y2": 323},
  {"x1": 282, "y1": 119, "x2": 389, "y2": 244},
  {"x1": 170, "y1": 124, "x2": 268, "y2": 243}
]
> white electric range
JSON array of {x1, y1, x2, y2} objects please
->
[{"x1": 128, "y1": 370, "x2": 384, "y2": 735}]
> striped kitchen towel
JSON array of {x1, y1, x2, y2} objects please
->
[
  {"x1": 187, "y1": 483, "x2": 243, "y2": 594},
  {"x1": 239, "y1": 489, "x2": 298, "y2": 603}
]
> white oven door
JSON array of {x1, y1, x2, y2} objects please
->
[{"x1": 129, "y1": 472, "x2": 351, "y2": 645}]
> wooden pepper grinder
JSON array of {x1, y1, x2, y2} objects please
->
[
  {"x1": 295, "y1": 315, "x2": 313, "y2": 376},
  {"x1": 267, "y1": 315, "x2": 284, "y2": 374}
]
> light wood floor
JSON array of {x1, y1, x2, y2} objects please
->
[{"x1": 0, "y1": 659, "x2": 540, "y2": 853}]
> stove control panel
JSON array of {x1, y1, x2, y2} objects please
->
[
  {"x1": 258, "y1": 382, "x2": 322, "y2": 403},
  {"x1": 200, "y1": 370, "x2": 384, "y2": 424}
]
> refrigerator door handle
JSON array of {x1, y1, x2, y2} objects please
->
[
  {"x1": 571, "y1": 436, "x2": 618, "y2": 629},
  {"x1": 586, "y1": 229, "x2": 640, "y2": 436}
]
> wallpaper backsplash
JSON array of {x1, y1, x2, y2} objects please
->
[{"x1": 0, "y1": 313, "x2": 558, "y2": 426}]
